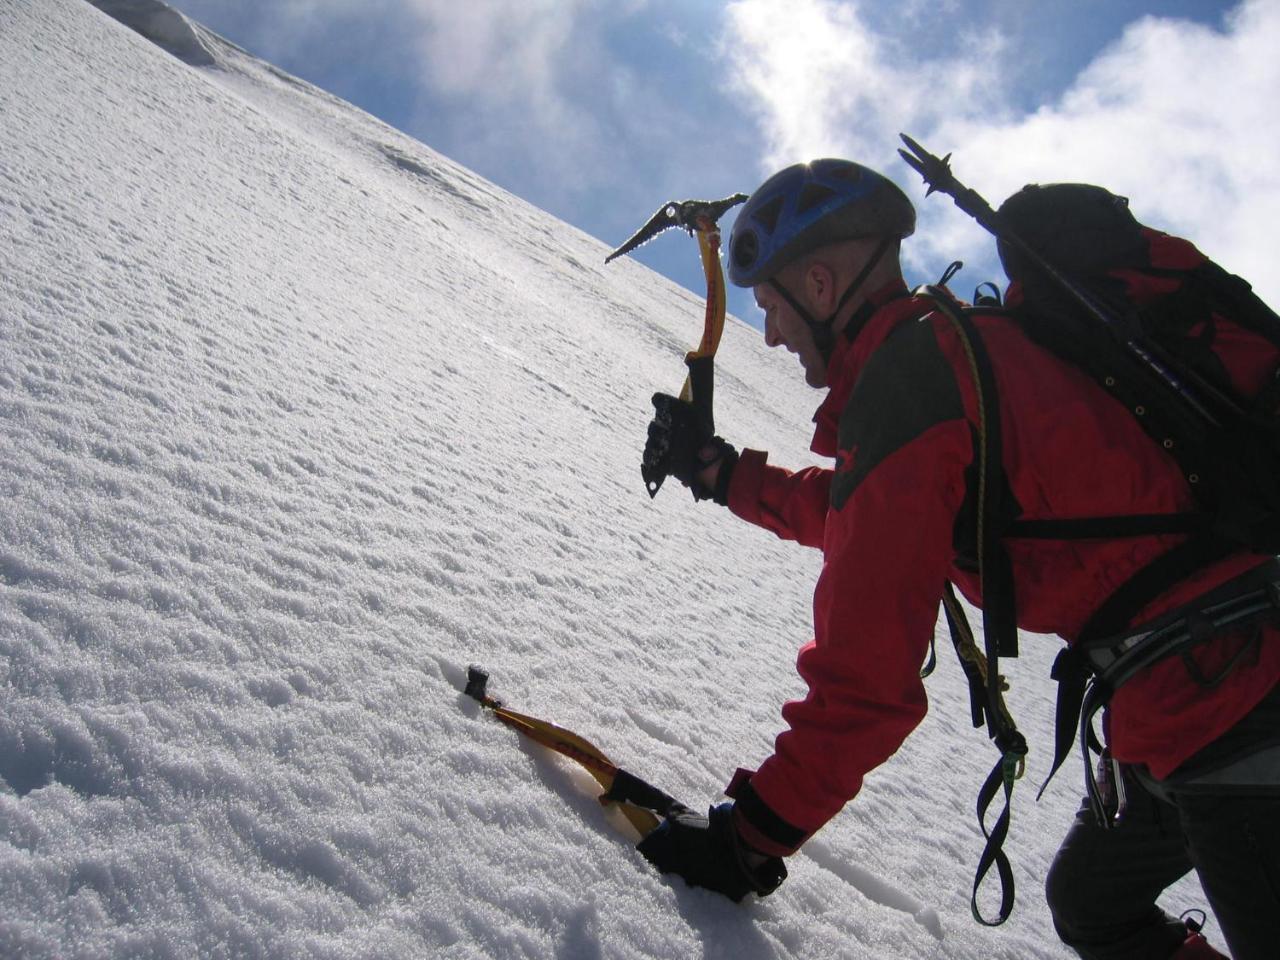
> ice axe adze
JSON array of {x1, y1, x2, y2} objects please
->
[
  {"x1": 462, "y1": 666, "x2": 688, "y2": 840},
  {"x1": 604, "y1": 194, "x2": 747, "y2": 497}
]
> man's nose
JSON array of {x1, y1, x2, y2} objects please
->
[{"x1": 763, "y1": 317, "x2": 783, "y2": 348}]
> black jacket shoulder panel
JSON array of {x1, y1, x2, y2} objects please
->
[{"x1": 831, "y1": 316, "x2": 966, "y2": 511}]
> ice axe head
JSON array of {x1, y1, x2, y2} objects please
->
[
  {"x1": 604, "y1": 194, "x2": 747, "y2": 264},
  {"x1": 464, "y1": 665, "x2": 490, "y2": 703}
]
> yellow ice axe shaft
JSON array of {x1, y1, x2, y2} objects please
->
[
  {"x1": 678, "y1": 220, "x2": 727, "y2": 413},
  {"x1": 464, "y1": 667, "x2": 663, "y2": 837},
  {"x1": 603, "y1": 193, "x2": 746, "y2": 498}
]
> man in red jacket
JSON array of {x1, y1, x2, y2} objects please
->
[{"x1": 638, "y1": 158, "x2": 1280, "y2": 960}]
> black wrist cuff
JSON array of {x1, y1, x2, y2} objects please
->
[
  {"x1": 711, "y1": 443, "x2": 739, "y2": 506},
  {"x1": 733, "y1": 780, "x2": 808, "y2": 858}
]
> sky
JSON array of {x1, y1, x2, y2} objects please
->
[{"x1": 165, "y1": 0, "x2": 1275, "y2": 327}]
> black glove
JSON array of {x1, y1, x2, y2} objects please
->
[
  {"x1": 637, "y1": 802, "x2": 786, "y2": 902},
  {"x1": 644, "y1": 394, "x2": 738, "y2": 503}
]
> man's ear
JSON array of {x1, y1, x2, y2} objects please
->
[{"x1": 803, "y1": 262, "x2": 837, "y2": 315}]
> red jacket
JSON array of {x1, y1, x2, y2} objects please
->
[{"x1": 728, "y1": 285, "x2": 1280, "y2": 858}]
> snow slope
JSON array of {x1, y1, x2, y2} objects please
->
[{"x1": 0, "y1": 2, "x2": 1206, "y2": 957}]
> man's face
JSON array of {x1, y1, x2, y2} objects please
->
[{"x1": 754, "y1": 282, "x2": 828, "y2": 388}]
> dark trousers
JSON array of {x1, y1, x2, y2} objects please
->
[{"x1": 1045, "y1": 687, "x2": 1280, "y2": 960}]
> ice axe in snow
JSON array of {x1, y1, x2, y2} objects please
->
[
  {"x1": 604, "y1": 193, "x2": 747, "y2": 497},
  {"x1": 462, "y1": 666, "x2": 688, "y2": 840}
]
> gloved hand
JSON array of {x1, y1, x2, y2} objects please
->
[
  {"x1": 643, "y1": 393, "x2": 738, "y2": 503},
  {"x1": 637, "y1": 802, "x2": 787, "y2": 902}
]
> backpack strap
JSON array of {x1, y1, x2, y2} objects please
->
[
  {"x1": 1079, "y1": 536, "x2": 1237, "y2": 644},
  {"x1": 1006, "y1": 513, "x2": 1208, "y2": 540},
  {"x1": 916, "y1": 285, "x2": 1249, "y2": 921},
  {"x1": 1035, "y1": 645, "x2": 1097, "y2": 802},
  {"x1": 942, "y1": 584, "x2": 1017, "y2": 735},
  {"x1": 916, "y1": 286, "x2": 1028, "y2": 925}
]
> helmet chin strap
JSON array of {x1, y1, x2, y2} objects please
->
[{"x1": 767, "y1": 236, "x2": 894, "y2": 362}]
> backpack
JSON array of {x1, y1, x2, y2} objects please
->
[
  {"x1": 912, "y1": 180, "x2": 1280, "y2": 926},
  {"x1": 996, "y1": 182, "x2": 1280, "y2": 558}
]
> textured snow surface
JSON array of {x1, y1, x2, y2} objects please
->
[{"x1": 0, "y1": 2, "x2": 1205, "y2": 957}]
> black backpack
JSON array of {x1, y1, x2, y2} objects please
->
[
  {"x1": 996, "y1": 182, "x2": 1280, "y2": 558},
  {"x1": 901, "y1": 154, "x2": 1280, "y2": 925}
]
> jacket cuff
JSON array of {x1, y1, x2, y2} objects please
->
[
  {"x1": 710, "y1": 445, "x2": 739, "y2": 506},
  {"x1": 726, "y1": 448, "x2": 769, "y2": 523},
  {"x1": 729, "y1": 775, "x2": 810, "y2": 858}
]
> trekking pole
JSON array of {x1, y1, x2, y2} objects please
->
[
  {"x1": 605, "y1": 193, "x2": 748, "y2": 497},
  {"x1": 896, "y1": 134, "x2": 1224, "y2": 426}
]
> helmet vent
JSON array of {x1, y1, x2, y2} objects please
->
[
  {"x1": 732, "y1": 231, "x2": 759, "y2": 270},
  {"x1": 753, "y1": 196, "x2": 785, "y2": 234},
  {"x1": 797, "y1": 182, "x2": 837, "y2": 214}
]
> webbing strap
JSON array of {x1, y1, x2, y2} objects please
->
[
  {"x1": 943, "y1": 577, "x2": 1032, "y2": 908},
  {"x1": 920, "y1": 287, "x2": 1028, "y2": 926},
  {"x1": 1079, "y1": 537, "x2": 1236, "y2": 644},
  {"x1": 1006, "y1": 513, "x2": 1207, "y2": 540},
  {"x1": 603, "y1": 768, "x2": 687, "y2": 820},
  {"x1": 971, "y1": 750, "x2": 1023, "y2": 926},
  {"x1": 1037, "y1": 648, "x2": 1093, "y2": 800}
]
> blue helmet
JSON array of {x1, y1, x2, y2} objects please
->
[{"x1": 727, "y1": 159, "x2": 916, "y2": 288}]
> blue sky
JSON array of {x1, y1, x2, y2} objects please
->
[{"x1": 166, "y1": 0, "x2": 1273, "y2": 326}]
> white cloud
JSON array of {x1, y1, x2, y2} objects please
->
[
  {"x1": 720, "y1": 0, "x2": 1280, "y2": 303},
  {"x1": 405, "y1": 0, "x2": 590, "y2": 104},
  {"x1": 398, "y1": 0, "x2": 605, "y2": 197},
  {"x1": 719, "y1": 0, "x2": 1007, "y2": 174},
  {"x1": 248, "y1": 0, "x2": 603, "y2": 160},
  {"x1": 938, "y1": 1, "x2": 1280, "y2": 295}
]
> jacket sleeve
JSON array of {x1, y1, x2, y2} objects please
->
[
  {"x1": 732, "y1": 320, "x2": 975, "y2": 855},
  {"x1": 725, "y1": 448, "x2": 833, "y2": 549}
]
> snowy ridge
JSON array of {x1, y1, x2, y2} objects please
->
[
  {"x1": 89, "y1": 0, "x2": 220, "y2": 66},
  {"x1": 0, "y1": 2, "x2": 1205, "y2": 958}
]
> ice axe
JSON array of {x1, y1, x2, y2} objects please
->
[
  {"x1": 896, "y1": 132, "x2": 1227, "y2": 426},
  {"x1": 605, "y1": 194, "x2": 747, "y2": 497},
  {"x1": 462, "y1": 666, "x2": 687, "y2": 840}
]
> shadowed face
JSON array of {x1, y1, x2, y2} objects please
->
[{"x1": 754, "y1": 281, "x2": 828, "y2": 388}]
